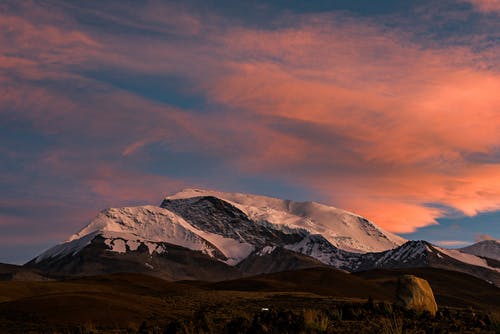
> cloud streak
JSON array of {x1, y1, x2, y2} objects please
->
[
  {"x1": 475, "y1": 234, "x2": 497, "y2": 242},
  {"x1": 188, "y1": 14, "x2": 500, "y2": 232},
  {"x1": 1, "y1": 0, "x2": 499, "y2": 260},
  {"x1": 464, "y1": 0, "x2": 500, "y2": 12},
  {"x1": 434, "y1": 240, "x2": 471, "y2": 247}
]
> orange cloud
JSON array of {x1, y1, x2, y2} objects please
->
[
  {"x1": 2, "y1": 2, "x2": 499, "y2": 236},
  {"x1": 83, "y1": 165, "x2": 185, "y2": 206},
  {"x1": 463, "y1": 0, "x2": 500, "y2": 12},
  {"x1": 195, "y1": 16, "x2": 500, "y2": 232},
  {"x1": 0, "y1": 10, "x2": 100, "y2": 82}
]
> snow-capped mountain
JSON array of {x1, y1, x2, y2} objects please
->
[
  {"x1": 25, "y1": 189, "x2": 500, "y2": 285},
  {"x1": 160, "y1": 195, "x2": 308, "y2": 252},
  {"x1": 459, "y1": 240, "x2": 500, "y2": 261},
  {"x1": 34, "y1": 206, "x2": 236, "y2": 264},
  {"x1": 164, "y1": 189, "x2": 406, "y2": 253},
  {"x1": 355, "y1": 240, "x2": 499, "y2": 285},
  {"x1": 27, "y1": 189, "x2": 402, "y2": 278},
  {"x1": 30, "y1": 194, "x2": 359, "y2": 274}
]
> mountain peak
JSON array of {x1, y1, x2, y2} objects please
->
[
  {"x1": 169, "y1": 188, "x2": 212, "y2": 198},
  {"x1": 460, "y1": 239, "x2": 500, "y2": 261},
  {"x1": 25, "y1": 191, "x2": 499, "y2": 286},
  {"x1": 165, "y1": 188, "x2": 406, "y2": 253},
  {"x1": 474, "y1": 239, "x2": 499, "y2": 245}
]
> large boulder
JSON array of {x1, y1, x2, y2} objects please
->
[{"x1": 395, "y1": 275, "x2": 438, "y2": 316}]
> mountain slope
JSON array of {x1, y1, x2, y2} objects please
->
[
  {"x1": 207, "y1": 267, "x2": 391, "y2": 300},
  {"x1": 460, "y1": 240, "x2": 500, "y2": 261},
  {"x1": 27, "y1": 235, "x2": 242, "y2": 281},
  {"x1": 160, "y1": 196, "x2": 307, "y2": 249},
  {"x1": 165, "y1": 188, "x2": 405, "y2": 253},
  {"x1": 354, "y1": 240, "x2": 500, "y2": 286},
  {"x1": 33, "y1": 205, "x2": 254, "y2": 266},
  {"x1": 235, "y1": 247, "x2": 328, "y2": 277},
  {"x1": 355, "y1": 268, "x2": 500, "y2": 310},
  {"x1": 0, "y1": 263, "x2": 47, "y2": 281},
  {"x1": 28, "y1": 193, "x2": 366, "y2": 278},
  {"x1": 25, "y1": 204, "x2": 355, "y2": 279},
  {"x1": 24, "y1": 189, "x2": 499, "y2": 286}
]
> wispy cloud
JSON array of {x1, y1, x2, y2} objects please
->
[
  {"x1": 434, "y1": 240, "x2": 471, "y2": 247},
  {"x1": 192, "y1": 14, "x2": 500, "y2": 232},
  {"x1": 463, "y1": 0, "x2": 500, "y2": 13},
  {"x1": 1, "y1": 0, "x2": 499, "y2": 250},
  {"x1": 474, "y1": 234, "x2": 497, "y2": 242}
]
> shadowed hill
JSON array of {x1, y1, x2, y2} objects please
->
[
  {"x1": 206, "y1": 267, "x2": 392, "y2": 301},
  {"x1": 0, "y1": 263, "x2": 47, "y2": 281},
  {"x1": 0, "y1": 268, "x2": 498, "y2": 332},
  {"x1": 355, "y1": 267, "x2": 500, "y2": 310}
]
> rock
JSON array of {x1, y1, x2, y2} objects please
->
[{"x1": 395, "y1": 275, "x2": 438, "y2": 316}]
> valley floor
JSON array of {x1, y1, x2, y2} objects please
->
[{"x1": 0, "y1": 268, "x2": 498, "y2": 333}]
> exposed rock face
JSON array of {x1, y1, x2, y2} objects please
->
[
  {"x1": 24, "y1": 190, "x2": 500, "y2": 285},
  {"x1": 395, "y1": 275, "x2": 437, "y2": 316}
]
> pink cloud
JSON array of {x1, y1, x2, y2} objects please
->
[
  {"x1": 0, "y1": 9, "x2": 100, "y2": 82},
  {"x1": 0, "y1": 233, "x2": 69, "y2": 246},
  {"x1": 434, "y1": 240, "x2": 471, "y2": 247},
  {"x1": 83, "y1": 165, "x2": 186, "y2": 206},
  {"x1": 464, "y1": 0, "x2": 500, "y2": 12},
  {"x1": 475, "y1": 234, "x2": 497, "y2": 242},
  {"x1": 0, "y1": 196, "x2": 100, "y2": 247},
  {"x1": 195, "y1": 16, "x2": 500, "y2": 232},
  {"x1": 1, "y1": 2, "x2": 500, "y2": 236}
]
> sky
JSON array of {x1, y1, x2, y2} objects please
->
[{"x1": 1, "y1": 0, "x2": 499, "y2": 264}]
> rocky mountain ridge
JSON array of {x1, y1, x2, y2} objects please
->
[{"x1": 25, "y1": 189, "x2": 500, "y2": 285}]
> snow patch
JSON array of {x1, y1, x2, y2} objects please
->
[
  {"x1": 437, "y1": 246, "x2": 500, "y2": 272},
  {"x1": 257, "y1": 246, "x2": 276, "y2": 256},
  {"x1": 34, "y1": 231, "x2": 100, "y2": 263},
  {"x1": 35, "y1": 205, "x2": 253, "y2": 265},
  {"x1": 460, "y1": 240, "x2": 500, "y2": 261},
  {"x1": 105, "y1": 239, "x2": 126, "y2": 253},
  {"x1": 166, "y1": 188, "x2": 406, "y2": 253}
]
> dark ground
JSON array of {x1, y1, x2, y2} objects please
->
[{"x1": 0, "y1": 267, "x2": 498, "y2": 333}]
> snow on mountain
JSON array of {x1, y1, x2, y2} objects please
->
[
  {"x1": 459, "y1": 240, "x2": 500, "y2": 261},
  {"x1": 357, "y1": 240, "x2": 500, "y2": 275},
  {"x1": 28, "y1": 190, "x2": 500, "y2": 286},
  {"x1": 437, "y1": 245, "x2": 498, "y2": 270},
  {"x1": 35, "y1": 188, "x2": 406, "y2": 269},
  {"x1": 284, "y1": 234, "x2": 360, "y2": 269},
  {"x1": 34, "y1": 206, "x2": 254, "y2": 265},
  {"x1": 33, "y1": 190, "x2": 379, "y2": 271},
  {"x1": 34, "y1": 231, "x2": 102, "y2": 264},
  {"x1": 368, "y1": 240, "x2": 432, "y2": 268},
  {"x1": 160, "y1": 195, "x2": 363, "y2": 268},
  {"x1": 165, "y1": 188, "x2": 406, "y2": 253},
  {"x1": 160, "y1": 195, "x2": 308, "y2": 248}
]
